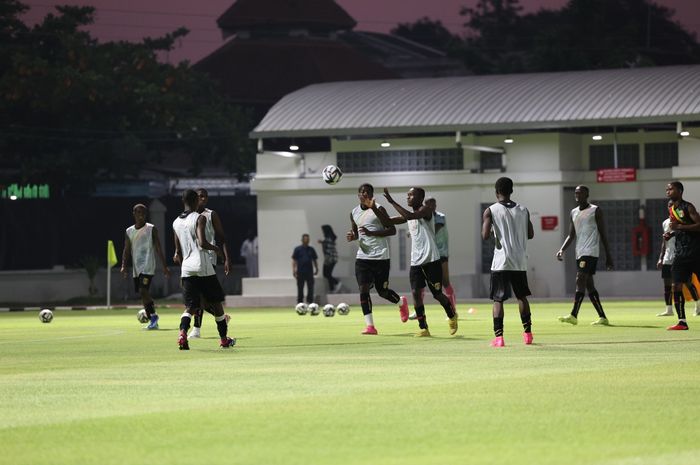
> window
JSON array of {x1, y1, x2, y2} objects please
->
[
  {"x1": 594, "y1": 199, "x2": 641, "y2": 271},
  {"x1": 644, "y1": 142, "x2": 678, "y2": 169},
  {"x1": 479, "y1": 152, "x2": 503, "y2": 172},
  {"x1": 337, "y1": 148, "x2": 463, "y2": 173},
  {"x1": 589, "y1": 144, "x2": 639, "y2": 170}
]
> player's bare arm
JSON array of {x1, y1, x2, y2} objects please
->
[
  {"x1": 120, "y1": 234, "x2": 131, "y2": 278},
  {"x1": 347, "y1": 214, "x2": 359, "y2": 242},
  {"x1": 657, "y1": 237, "x2": 666, "y2": 269},
  {"x1": 173, "y1": 232, "x2": 182, "y2": 265},
  {"x1": 211, "y1": 211, "x2": 231, "y2": 275},
  {"x1": 595, "y1": 207, "x2": 614, "y2": 269},
  {"x1": 527, "y1": 211, "x2": 535, "y2": 240},
  {"x1": 196, "y1": 216, "x2": 221, "y2": 256},
  {"x1": 481, "y1": 207, "x2": 492, "y2": 241},
  {"x1": 151, "y1": 226, "x2": 171, "y2": 278},
  {"x1": 556, "y1": 219, "x2": 576, "y2": 261},
  {"x1": 383, "y1": 187, "x2": 431, "y2": 221}
]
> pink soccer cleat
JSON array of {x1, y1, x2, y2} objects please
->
[
  {"x1": 220, "y1": 337, "x2": 236, "y2": 348},
  {"x1": 523, "y1": 332, "x2": 533, "y2": 345},
  {"x1": 399, "y1": 296, "x2": 409, "y2": 323},
  {"x1": 178, "y1": 330, "x2": 189, "y2": 350},
  {"x1": 490, "y1": 336, "x2": 505, "y2": 347},
  {"x1": 361, "y1": 325, "x2": 378, "y2": 335},
  {"x1": 667, "y1": 322, "x2": 689, "y2": 331}
]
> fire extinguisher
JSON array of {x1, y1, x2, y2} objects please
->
[{"x1": 632, "y1": 206, "x2": 650, "y2": 257}]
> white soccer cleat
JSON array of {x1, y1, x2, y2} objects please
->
[{"x1": 188, "y1": 327, "x2": 201, "y2": 338}]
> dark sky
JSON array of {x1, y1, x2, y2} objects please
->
[{"x1": 22, "y1": 0, "x2": 700, "y2": 64}]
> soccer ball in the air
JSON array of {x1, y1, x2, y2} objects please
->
[
  {"x1": 137, "y1": 308, "x2": 149, "y2": 323},
  {"x1": 336, "y1": 303, "x2": 350, "y2": 315},
  {"x1": 39, "y1": 308, "x2": 54, "y2": 323},
  {"x1": 323, "y1": 304, "x2": 335, "y2": 317},
  {"x1": 322, "y1": 165, "x2": 343, "y2": 185},
  {"x1": 295, "y1": 303, "x2": 308, "y2": 315},
  {"x1": 308, "y1": 303, "x2": 320, "y2": 316}
]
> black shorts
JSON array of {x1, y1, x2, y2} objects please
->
[
  {"x1": 490, "y1": 271, "x2": 531, "y2": 302},
  {"x1": 410, "y1": 260, "x2": 444, "y2": 293},
  {"x1": 661, "y1": 264, "x2": 672, "y2": 280},
  {"x1": 181, "y1": 275, "x2": 225, "y2": 311},
  {"x1": 133, "y1": 274, "x2": 154, "y2": 293},
  {"x1": 672, "y1": 259, "x2": 700, "y2": 285},
  {"x1": 576, "y1": 256, "x2": 598, "y2": 275},
  {"x1": 355, "y1": 259, "x2": 391, "y2": 290},
  {"x1": 439, "y1": 256, "x2": 449, "y2": 264}
]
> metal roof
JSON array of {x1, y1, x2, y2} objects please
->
[{"x1": 251, "y1": 65, "x2": 700, "y2": 138}]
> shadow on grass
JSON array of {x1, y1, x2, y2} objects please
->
[{"x1": 545, "y1": 338, "x2": 700, "y2": 345}]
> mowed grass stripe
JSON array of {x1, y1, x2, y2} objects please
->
[{"x1": 1, "y1": 302, "x2": 699, "y2": 465}]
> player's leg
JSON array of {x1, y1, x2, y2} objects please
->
[
  {"x1": 489, "y1": 272, "x2": 508, "y2": 347},
  {"x1": 559, "y1": 257, "x2": 595, "y2": 325},
  {"x1": 685, "y1": 275, "x2": 700, "y2": 316},
  {"x1": 668, "y1": 262, "x2": 690, "y2": 330},
  {"x1": 658, "y1": 266, "x2": 674, "y2": 316},
  {"x1": 511, "y1": 271, "x2": 533, "y2": 344},
  {"x1": 178, "y1": 277, "x2": 200, "y2": 350},
  {"x1": 422, "y1": 261, "x2": 457, "y2": 335},
  {"x1": 305, "y1": 272, "x2": 315, "y2": 304},
  {"x1": 410, "y1": 266, "x2": 430, "y2": 337},
  {"x1": 441, "y1": 257, "x2": 457, "y2": 314},
  {"x1": 202, "y1": 276, "x2": 235, "y2": 348},
  {"x1": 356, "y1": 260, "x2": 377, "y2": 334},
  {"x1": 138, "y1": 275, "x2": 159, "y2": 330},
  {"x1": 373, "y1": 259, "x2": 408, "y2": 322},
  {"x1": 587, "y1": 275, "x2": 609, "y2": 325}
]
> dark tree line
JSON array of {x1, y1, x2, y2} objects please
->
[
  {"x1": 0, "y1": 1, "x2": 254, "y2": 195},
  {"x1": 392, "y1": 0, "x2": 700, "y2": 74}
]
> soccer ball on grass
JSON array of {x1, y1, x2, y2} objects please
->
[
  {"x1": 295, "y1": 303, "x2": 308, "y2": 315},
  {"x1": 136, "y1": 308, "x2": 149, "y2": 323},
  {"x1": 323, "y1": 304, "x2": 335, "y2": 317},
  {"x1": 336, "y1": 303, "x2": 350, "y2": 315},
  {"x1": 39, "y1": 308, "x2": 54, "y2": 323},
  {"x1": 308, "y1": 303, "x2": 320, "y2": 316}
]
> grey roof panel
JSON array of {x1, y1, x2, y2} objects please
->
[{"x1": 252, "y1": 65, "x2": 700, "y2": 137}]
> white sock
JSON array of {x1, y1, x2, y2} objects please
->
[
  {"x1": 666, "y1": 305, "x2": 673, "y2": 312},
  {"x1": 694, "y1": 301, "x2": 699, "y2": 311},
  {"x1": 364, "y1": 313, "x2": 374, "y2": 327}
]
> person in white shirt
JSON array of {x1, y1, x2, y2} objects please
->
[
  {"x1": 172, "y1": 189, "x2": 235, "y2": 350},
  {"x1": 481, "y1": 177, "x2": 534, "y2": 347},
  {"x1": 240, "y1": 229, "x2": 259, "y2": 278},
  {"x1": 379, "y1": 187, "x2": 458, "y2": 337},
  {"x1": 120, "y1": 203, "x2": 170, "y2": 330},
  {"x1": 556, "y1": 185, "x2": 613, "y2": 326}
]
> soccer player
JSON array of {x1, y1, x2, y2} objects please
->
[
  {"x1": 556, "y1": 185, "x2": 613, "y2": 326},
  {"x1": 172, "y1": 189, "x2": 235, "y2": 350},
  {"x1": 656, "y1": 203, "x2": 700, "y2": 317},
  {"x1": 188, "y1": 188, "x2": 231, "y2": 339},
  {"x1": 481, "y1": 177, "x2": 534, "y2": 347},
  {"x1": 347, "y1": 183, "x2": 408, "y2": 335},
  {"x1": 292, "y1": 234, "x2": 318, "y2": 305},
  {"x1": 120, "y1": 203, "x2": 170, "y2": 330},
  {"x1": 664, "y1": 181, "x2": 700, "y2": 330},
  {"x1": 380, "y1": 186, "x2": 457, "y2": 337}
]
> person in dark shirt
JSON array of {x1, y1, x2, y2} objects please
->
[
  {"x1": 292, "y1": 234, "x2": 318, "y2": 304},
  {"x1": 665, "y1": 181, "x2": 700, "y2": 330}
]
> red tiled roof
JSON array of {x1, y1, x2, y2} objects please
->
[
  {"x1": 217, "y1": 0, "x2": 356, "y2": 32},
  {"x1": 195, "y1": 37, "x2": 397, "y2": 105}
]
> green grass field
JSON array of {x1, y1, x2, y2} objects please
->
[{"x1": 1, "y1": 301, "x2": 699, "y2": 465}]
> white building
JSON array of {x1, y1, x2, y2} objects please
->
[{"x1": 241, "y1": 65, "x2": 700, "y2": 303}]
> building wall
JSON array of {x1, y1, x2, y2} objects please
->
[{"x1": 250, "y1": 130, "x2": 699, "y2": 299}]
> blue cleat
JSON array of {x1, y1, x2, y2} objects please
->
[{"x1": 146, "y1": 314, "x2": 159, "y2": 330}]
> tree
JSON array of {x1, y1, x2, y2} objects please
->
[
  {"x1": 391, "y1": 17, "x2": 460, "y2": 52},
  {"x1": 459, "y1": 0, "x2": 700, "y2": 74},
  {"x1": 0, "y1": 2, "x2": 254, "y2": 194}
]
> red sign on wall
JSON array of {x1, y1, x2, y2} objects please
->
[
  {"x1": 596, "y1": 168, "x2": 636, "y2": 183},
  {"x1": 541, "y1": 216, "x2": 558, "y2": 231}
]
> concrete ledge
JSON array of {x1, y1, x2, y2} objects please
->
[{"x1": 225, "y1": 293, "x2": 361, "y2": 308}]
